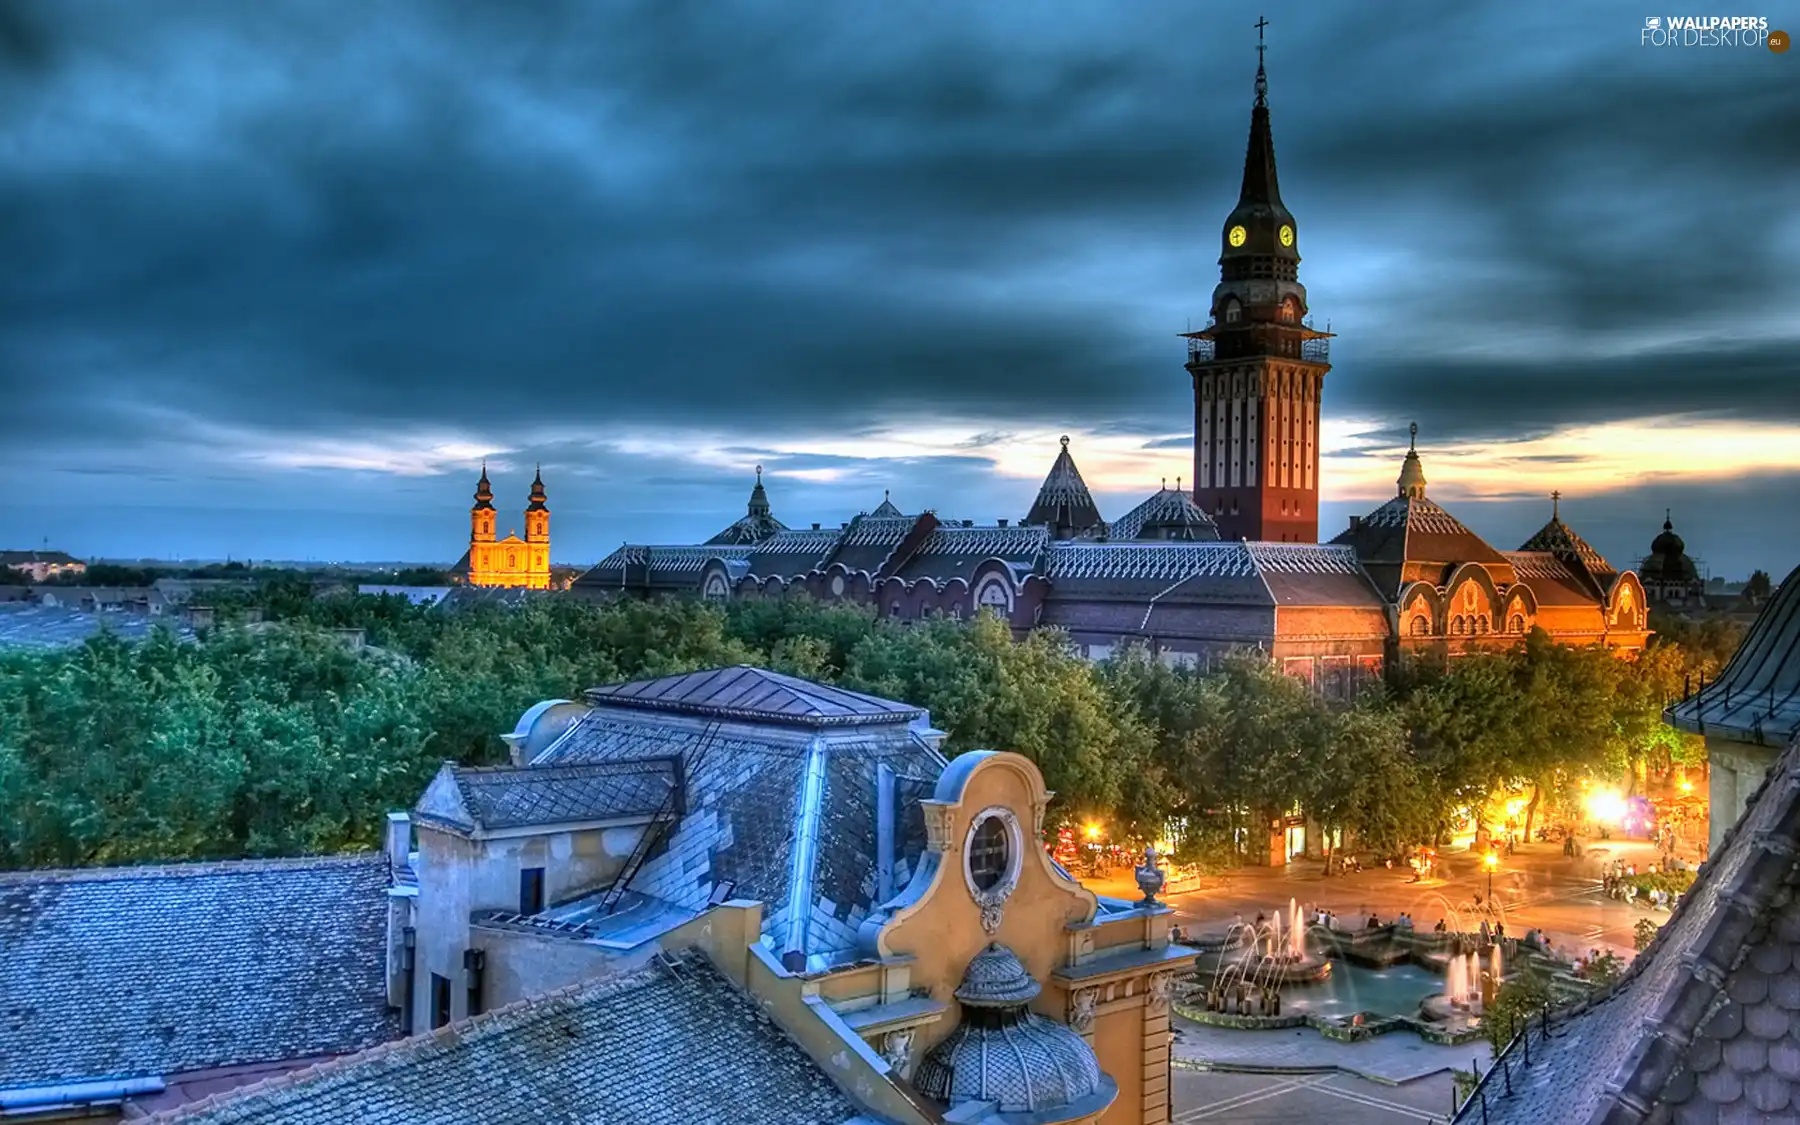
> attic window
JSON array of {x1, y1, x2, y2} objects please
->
[
  {"x1": 1224, "y1": 300, "x2": 1242, "y2": 324},
  {"x1": 520, "y1": 867, "x2": 545, "y2": 915}
]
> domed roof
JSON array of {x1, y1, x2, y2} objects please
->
[
  {"x1": 915, "y1": 943, "x2": 1113, "y2": 1120},
  {"x1": 1641, "y1": 511, "x2": 1699, "y2": 582},
  {"x1": 953, "y1": 942, "x2": 1042, "y2": 1007}
]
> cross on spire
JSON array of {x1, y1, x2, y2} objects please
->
[
  {"x1": 1408, "y1": 422, "x2": 1418, "y2": 451},
  {"x1": 1551, "y1": 490, "x2": 1562, "y2": 519},
  {"x1": 1254, "y1": 16, "x2": 1270, "y2": 105}
]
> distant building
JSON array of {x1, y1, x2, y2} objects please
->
[
  {"x1": 0, "y1": 549, "x2": 86, "y2": 583},
  {"x1": 1638, "y1": 510, "x2": 1707, "y2": 606},
  {"x1": 450, "y1": 464, "x2": 551, "y2": 590},
  {"x1": 575, "y1": 435, "x2": 1651, "y2": 684}
]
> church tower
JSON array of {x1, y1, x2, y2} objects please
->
[
  {"x1": 1183, "y1": 24, "x2": 1333, "y2": 543},
  {"x1": 524, "y1": 465, "x2": 551, "y2": 585},
  {"x1": 470, "y1": 462, "x2": 496, "y2": 543}
]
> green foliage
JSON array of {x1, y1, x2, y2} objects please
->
[
  {"x1": 0, "y1": 584, "x2": 1724, "y2": 871},
  {"x1": 1634, "y1": 917, "x2": 1660, "y2": 952},
  {"x1": 1622, "y1": 869, "x2": 1696, "y2": 896},
  {"x1": 1484, "y1": 966, "x2": 1554, "y2": 1055},
  {"x1": 1584, "y1": 951, "x2": 1626, "y2": 987},
  {"x1": 1746, "y1": 570, "x2": 1774, "y2": 602}
]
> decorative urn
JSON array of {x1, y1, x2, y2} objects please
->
[{"x1": 1135, "y1": 845, "x2": 1166, "y2": 905}]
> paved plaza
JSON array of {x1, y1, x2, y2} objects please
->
[
  {"x1": 1092, "y1": 834, "x2": 1678, "y2": 959},
  {"x1": 1089, "y1": 836, "x2": 1684, "y2": 1120}
]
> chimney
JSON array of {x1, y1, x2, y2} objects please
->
[
  {"x1": 963, "y1": 520, "x2": 973, "y2": 528},
  {"x1": 998, "y1": 519, "x2": 1009, "y2": 528},
  {"x1": 811, "y1": 522, "x2": 821, "y2": 530},
  {"x1": 1349, "y1": 515, "x2": 1362, "y2": 530},
  {"x1": 385, "y1": 812, "x2": 412, "y2": 879}
]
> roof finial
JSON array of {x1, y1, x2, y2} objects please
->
[
  {"x1": 1408, "y1": 422, "x2": 1418, "y2": 452},
  {"x1": 1254, "y1": 15, "x2": 1269, "y2": 106},
  {"x1": 885, "y1": 489, "x2": 891, "y2": 501},
  {"x1": 755, "y1": 464, "x2": 763, "y2": 483},
  {"x1": 1176, "y1": 475, "x2": 1183, "y2": 492},
  {"x1": 1060, "y1": 434, "x2": 1070, "y2": 449},
  {"x1": 1664, "y1": 507, "x2": 1672, "y2": 529},
  {"x1": 1552, "y1": 490, "x2": 1561, "y2": 519},
  {"x1": 1161, "y1": 477, "x2": 1167, "y2": 490}
]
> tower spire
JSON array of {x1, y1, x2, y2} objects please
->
[
  {"x1": 1254, "y1": 15, "x2": 1269, "y2": 107},
  {"x1": 1397, "y1": 424, "x2": 1427, "y2": 499},
  {"x1": 1552, "y1": 490, "x2": 1562, "y2": 519}
]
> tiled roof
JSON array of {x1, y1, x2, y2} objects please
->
[
  {"x1": 1667, "y1": 563, "x2": 1800, "y2": 746},
  {"x1": 1024, "y1": 438, "x2": 1106, "y2": 536},
  {"x1": 1501, "y1": 551, "x2": 1578, "y2": 581},
  {"x1": 584, "y1": 665, "x2": 925, "y2": 726},
  {"x1": 0, "y1": 549, "x2": 82, "y2": 565},
  {"x1": 543, "y1": 685, "x2": 948, "y2": 959},
  {"x1": 148, "y1": 952, "x2": 871, "y2": 1125},
  {"x1": 1109, "y1": 488, "x2": 1221, "y2": 542},
  {"x1": 1519, "y1": 516, "x2": 1618, "y2": 581},
  {"x1": 1047, "y1": 542, "x2": 1259, "y2": 582},
  {"x1": 413, "y1": 759, "x2": 678, "y2": 835},
  {"x1": 1331, "y1": 492, "x2": 1515, "y2": 597},
  {"x1": 1466, "y1": 729, "x2": 1800, "y2": 1125},
  {"x1": 747, "y1": 529, "x2": 843, "y2": 577},
  {"x1": 870, "y1": 493, "x2": 905, "y2": 518},
  {"x1": 0, "y1": 855, "x2": 397, "y2": 1091},
  {"x1": 574, "y1": 545, "x2": 755, "y2": 589},
  {"x1": 893, "y1": 525, "x2": 1049, "y2": 584},
  {"x1": 1245, "y1": 542, "x2": 1365, "y2": 575},
  {"x1": 0, "y1": 604, "x2": 194, "y2": 651},
  {"x1": 707, "y1": 512, "x2": 788, "y2": 546}
]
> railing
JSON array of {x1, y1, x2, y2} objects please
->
[
  {"x1": 1186, "y1": 338, "x2": 1216, "y2": 363},
  {"x1": 1302, "y1": 337, "x2": 1331, "y2": 362}
]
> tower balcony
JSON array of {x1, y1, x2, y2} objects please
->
[
  {"x1": 1186, "y1": 338, "x2": 1216, "y2": 363},
  {"x1": 1184, "y1": 335, "x2": 1330, "y2": 364},
  {"x1": 1301, "y1": 336, "x2": 1330, "y2": 362}
]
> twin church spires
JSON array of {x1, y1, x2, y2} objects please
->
[
  {"x1": 463, "y1": 462, "x2": 552, "y2": 590},
  {"x1": 1183, "y1": 20, "x2": 1333, "y2": 544}
]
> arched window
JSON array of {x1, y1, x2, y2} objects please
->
[
  {"x1": 1451, "y1": 615, "x2": 1465, "y2": 635},
  {"x1": 1509, "y1": 614, "x2": 1525, "y2": 634},
  {"x1": 1223, "y1": 299, "x2": 1242, "y2": 324},
  {"x1": 1410, "y1": 616, "x2": 1430, "y2": 637},
  {"x1": 1280, "y1": 298, "x2": 1298, "y2": 323},
  {"x1": 889, "y1": 601, "x2": 902, "y2": 617},
  {"x1": 1477, "y1": 615, "x2": 1490, "y2": 634}
]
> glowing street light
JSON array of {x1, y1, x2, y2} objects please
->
[
  {"x1": 1084, "y1": 823, "x2": 1103, "y2": 841},
  {"x1": 1483, "y1": 850, "x2": 1499, "y2": 900}
]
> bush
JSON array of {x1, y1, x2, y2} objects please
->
[
  {"x1": 1622, "y1": 870, "x2": 1696, "y2": 896},
  {"x1": 1634, "y1": 918, "x2": 1660, "y2": 951},
  {"x1": 1483, "y1": 967, "x2": 1553, "y2": 1055}
]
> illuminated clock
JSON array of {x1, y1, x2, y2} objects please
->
[
  {"x1": 1279, "y1": 224, "x2": 1294, "y2": 247},
  {"x1": 1227, "y1": 225, "x2": 1247, "y2": 248}
]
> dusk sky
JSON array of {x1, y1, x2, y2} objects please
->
[{"x1": 2, "y1": 2, "x2": 1796, "y2": 578}]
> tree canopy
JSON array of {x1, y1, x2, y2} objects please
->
[{"x1": 0, "y1": 590, "x2": 1712, "y2": 870}]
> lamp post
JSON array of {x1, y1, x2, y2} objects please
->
[{"x1": 1484, "y1": 850, "x2": 1498, "y2": 901}]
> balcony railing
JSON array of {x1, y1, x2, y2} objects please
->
[
  {"x1": 1302, "y1": 337, "x2": 1331, "y2": 362},
  {"x1": 1186, "y1": 338, "x2": 1216, "y2": 363}
]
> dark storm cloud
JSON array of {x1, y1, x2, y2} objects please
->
[{"x1": 0, "y1": 1, "x2": 1795, "y2": 566}]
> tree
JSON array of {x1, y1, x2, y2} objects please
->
[
  {"x1": 1484, "y1": 966, "x2": 1553, "y2": 1055},
  {"x1": 1745, "y1": 569, "x2": 1774, "y2": 604}
]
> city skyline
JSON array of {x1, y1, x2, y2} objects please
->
[{"x1": 2, "y1": 3, "x2": 1796, "y2": 577}]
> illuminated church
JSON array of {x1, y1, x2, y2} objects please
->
[
  {"x1": 573, "y1": 49, "x2": 1647, "y2": 679},
  {"x1": 452, "y1": 464, "x2": 552, "y2": 590}
]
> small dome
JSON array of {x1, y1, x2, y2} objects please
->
[
  {"x1": 954, "y1": 942, "x2": 1042, "y2": 1007},
  {"x1": 1651, "y1": 515, "x2": 1685, "y2": 559},
  {"x1": 914, "y1": 942, "x2": 1114, "y2": 1121}
]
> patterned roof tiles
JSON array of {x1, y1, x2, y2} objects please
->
[
  {"x1": 1519, "y1": 516, "x2": 1618, "y2": 579},
  {"x1": 835, "y1": 516, "x2": 915, "y2": 548},
  {"x1": 1245, "y1": 542, "x2": 1365, "y2": 575},
  {"x1": 1024, "y1": 438, "x2": 1106, "y2": 536},
  {"x1": 148, "y1": 952, "x2": 870, "y2": 1125},
  {"x1": 1047, "y1": 542, "x2": 1258, "y2": 582},
  {"x1": 0, "y1": 855, "x2": 397, "y2": 1091},
  {"x1": 1109, "y1": 488, "x2": 1220, "y2": 542},
  {"x1": 1501, "y1": 550, "x2": 1578, "y2": 581},
  {"x1": 1355, "y1": 494, "x2": 1476, "y2": 535},
  {"x1": 413, "y1": 759, "x2": 679, "y2": 835},
  {"x1": 584, "y1": 665, "x2": 925, "y2": 726}
]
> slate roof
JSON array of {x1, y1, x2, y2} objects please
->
[
  {"x1": 870, "y1": 492, "x2": 905, "y2": 518},
  {"x1": 149, "y1": 952, "x2": 873, "y2": 1125},
  {"x1": 0, "y1": 549, "x2": 82, "y2": 566},
  {"x1": 1023, "y1": 437, "x2": 1106, "y2": 538},
  {"x1": 1519, "y1": 507, "x2": 1619, "y2": 599},
  {"x1": 583, "y1": 665, "x2": 926, "y2": 727},
  {"x1": 1464, "y1": 729, "x2": 1800, "y2": 1125},
  {"x1": 1666, "y1": 563, "x2": 1800, "y2": 747},
  {"x1": 818, "y1": 516, "x2": 918, "y2": 575},
  {"x1": 544, "y1": 669, "x2": 948, "y2": 961},
  {"x1": 1500, "y1": 552, "x2": 1608, "y2": 607},
  {"x1": 573, "y1": 545, "x2": 755, "y2": 592},
  {"x1": 0, "y1": 603, "x2": 193, "y2": 650},
  {"x1": 892, "y1": 524, "x2": 1050, "y2": 585},
  {"x1": 413, "y1": 759, "x2": 679, "y2": 835},
  {"x1": 1108, "y1": 487, "x2": 1221, "y2": 542},
  {"x1": 0, "y1": 855, "x2": 397, "y2": 1092},
  {"x1": 746, "y1": 529, "x2": 844, "y2": 578}
]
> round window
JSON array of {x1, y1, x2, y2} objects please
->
[{"x1": 968, "y1": 815, "x2": 1011, "y2": 892}]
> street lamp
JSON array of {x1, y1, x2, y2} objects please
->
[{"x1": 1484, "y1": 850, "x2": 1499, "y2": 901}]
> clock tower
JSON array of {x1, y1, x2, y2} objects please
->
[{"x1": 1184, "y1": 25, "x2": 1333, "y2": 543}]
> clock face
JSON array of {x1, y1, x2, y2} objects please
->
[
  {"x1": 1279, "y1": 224, "x2": 1294, "y2": 247},
  {"x1": 1227, "y1": 225, "x2": 1247, "y2": 248}
]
